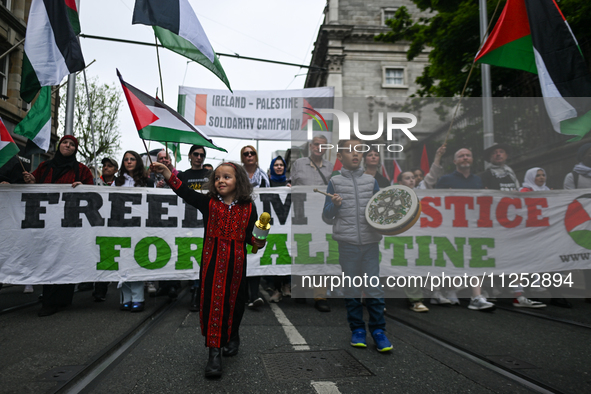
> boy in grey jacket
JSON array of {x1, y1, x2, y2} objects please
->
[{"x1": 322, "y1": 139, "x2": 392, "y2": 352}]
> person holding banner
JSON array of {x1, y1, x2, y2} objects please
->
[
  {"x1": 291, "y1": 135, "x2": 333, "y2": 312},
  {"x1": 363, "y1": 147, "x2": 390, "y2": 188},
  {"x1": 241, "y1": 145, "x2": 269, "y2": 188},
  {"x1": 416, "y1": 144, "x2": 446, "y2": 189},
  {"x1": 22, "y1": 135, "x2": 94, "y2": 317},
  {"x1": 241, "y1": 145, "x2": 268, "y2": 309},
  {"x1": 112, "y1": 151, "x2": 155, "y2": 313},
  {"x1": 150, "y1": 160, "x2": 265, "y2": 378},
  {"x1": 435, "y1": 148, "x2": 494, "y2": 311},
  {"x1": 266, "y1": 156, "x2": 291, "y2": 302}
]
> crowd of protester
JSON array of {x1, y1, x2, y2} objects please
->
[{"x1": 1, "y1": 136, "x2": 591, "y2": 376}]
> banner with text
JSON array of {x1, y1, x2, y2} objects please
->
[
  {"x1": 0, "y1": 186, "x2": 590, "y2": 285},
  {"x1": 177, "y1": 86, "x2": 334, "y2": 140}
]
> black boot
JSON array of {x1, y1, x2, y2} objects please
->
[
  {"x1": 222, "y1": 335, "x2": 240, "y2": 357},
  {"x1": 190, "y1": 289, "x2": 200, "y2": 312},
  {"x1": 204, "y1": 347, "x2": 222, "y2": 378}
]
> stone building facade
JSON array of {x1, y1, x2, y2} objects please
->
[{"x1": 304, "y1": 0, "x2": 431, "y2": 174}]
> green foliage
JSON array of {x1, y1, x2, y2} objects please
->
[{"x1": 59, "y1": 75, "x2": 122, "y2": 166}]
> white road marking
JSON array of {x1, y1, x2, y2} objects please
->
[
  {"x1": 261, "y1": 289, "x2": 341, "y2": 394},
  {"x1": 261, "y1": 288, "x2": 310, "y2": 350},
  {"x1": 311, "y1": 381, "x2": 341, "y2": 394}
]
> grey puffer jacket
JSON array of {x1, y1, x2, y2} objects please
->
[{"x1": 329, "y1": 167, "x2": 382, "y2": 245}]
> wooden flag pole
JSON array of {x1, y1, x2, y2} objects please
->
[{"x1": 142, "y1": 139, "x2": 153, "y2": 165}]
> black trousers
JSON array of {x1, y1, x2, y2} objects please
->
[{"x1": 42, "y1": 284, "x2": 75, "y2": 307}]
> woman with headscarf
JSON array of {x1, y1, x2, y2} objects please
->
[
  {"x1": 520, "y1": 167, "x2": 550, "y2": 192},
  {"x1": 241, "y1": 145, "x2": 269, "y2": 188},
  {"x1": 269, "y1": 155, "x2": 289, "y2": 187},
  {"x1": 266, "y1": 156, "x2": 291, "y2": 302},
  {"x1": 521, "y1": 167, "x2": 569, "y2": 307},
  {"x1": 22, "y1": 135, "x2": 94, "y2": 317},
  {"x1": 112, "y1": 150, "x2": 155, "y2": 312}
]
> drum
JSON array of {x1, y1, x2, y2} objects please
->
[{"x1": 365, "y1": 185, "x2": 421, "y2": 235}]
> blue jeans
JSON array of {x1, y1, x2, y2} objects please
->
[{"x1": 338, "y1": 242, "x2": 385, "y2": 334}]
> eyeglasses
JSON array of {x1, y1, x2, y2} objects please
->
[
  {"x1": 243, "y1": 151, "x2": 256, "y2": 157},
  {"x1": 124, "y1": 157, "x2": 136, "y2": 162},
  {"x1": 192, "y1": 152, "x2": 206, "y2": 158}
]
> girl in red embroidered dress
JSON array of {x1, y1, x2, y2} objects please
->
[{"x1": 150, "y1": 161, "x2": 265, "y2": 378}]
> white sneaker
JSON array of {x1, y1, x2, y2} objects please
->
[
  {"x1": 269, "y1": 290, "x2": 282, "y2": 303},
  {"x1": 445, "y1": 290, "x2": 461, "y2": 305},
  {"x1": 281, "y1": 284, "x2": 292, "y2": 297},
  {"x1": 23, "y1": 285, "x2": 34, "y2": 294},
  {"x1": 430, "y1": 290, "x2": 452, "y2": 305},
  {"x1": 410, "y1": 301, "x2": 429, "y2": 312},
  {"x1": 147, "y1": 282, "x2": 157, "y2": 294},
  {"x1": 513, "y1": 296, "x2": 546, "y2": 308},
  {"x1": 468, "y1": 295, "x2": 495, "y2": 311}
]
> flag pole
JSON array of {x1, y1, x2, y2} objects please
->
[
  {"x1": 142, "y1": 139, "x2": 153, "y2": 165},
  {"x1": 443, "y1": 0, "x2": 502, "y2": 145},
  {"x1": 81, "y1": 68, "x2": 99, "y2": 181},
  {"x1": 154, "y1": 33, "x2": 165, "y2": 103}
]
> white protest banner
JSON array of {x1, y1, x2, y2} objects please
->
[
  {"x1": 290, "y1": 187, "x2": 591, "y2": 279},
  {"x1": 0, "y1": 185, "x2": 292, "y2": 284},
  {"x1": 177, "y1": 86, "x2": 334, "y2": 140},
  {"x1": 1, "y1": 186, "x2": 591, "y2": 285}
]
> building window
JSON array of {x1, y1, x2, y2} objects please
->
[
  {"x1": 0, "y1": 55, "x2": 8, "y2": 99},
  {"x1": 382, "y1": 8, "x2": 398, "y2": 26},
  {"x1": 1, "y1": 0, "x2": 12, "y2": 10},
  {"x1": 382, "y1": 67, "x2": 407, "y2": 89}
]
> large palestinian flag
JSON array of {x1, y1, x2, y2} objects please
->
[
  {"x1": 132, "y1": 0, "x2": 231, "y2": 92},
  {"x1": 21, "y1": 0, "x2": 85, "y2": 103},
  {"x1": 475, "y1": 0, "x2": 591, "y2": 141},
  {"x1": 117, "y1": 70, "x2": 226, "y2": 152}
]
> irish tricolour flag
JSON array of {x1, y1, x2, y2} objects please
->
[
  {"x1": 117, "y1": 70, "x2": 226, "y2": 153},
  {"x1": 476, "y1": 0, "x2": 591, "y2": 141},
  {"x1": 0, "y1": 118, "x2": 20, "y2": 170}
]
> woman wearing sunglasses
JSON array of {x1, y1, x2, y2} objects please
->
[
  {"x1": 240, "y1": 145, "x2": 269, "y2": 188},
  {"x1": 240, "y1": 145, "x2": 268, "y2": 310}
]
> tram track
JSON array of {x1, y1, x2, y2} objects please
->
[
  {"x1": 494, "y1": 304, "x2": 591, "y2": 330},
  {"x1": 0, "y1": 299, "x2": 41, "y2": 316},
  {"x1": 385, "y1": 311, "x2": 566, "y2": 394},
  {"x1": 47, "y1": 287, "x2": 190, "y2": 394}
]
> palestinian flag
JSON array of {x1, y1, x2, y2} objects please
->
[
  {"x1": 420, "y1": 144, "x2": 429, "y2": 176},
  {"x1": 476, "y1": 0, "x2": 591, "y2": 141},
  {"x1": 331, "y1": 158, "x2": 342, "y2": 178},
  {"x1": 132, "y1": 0, "x2": 232, "y2": 92},
  {"x1": 390, "y1": 159, "x2": 402, "y2": 185},
  {"x1": 21, "y1": 0, "x2": 85, "y2": 103},
  {"x1": 65, "y1": 0, "x2": 80, "y2": 35},
  {"x1": 14, "y1": 86, "x2": 51, "y2": 152},
  {"x1": 0, "y1": 118, "x2": 20, "y2": 170},
  {"x1": 117, "y1": 70, "x2": 226, "y2": 152}
]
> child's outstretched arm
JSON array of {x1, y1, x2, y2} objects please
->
[{"x1": 150, "y1": 162, "x2": 209, "y2": 212}]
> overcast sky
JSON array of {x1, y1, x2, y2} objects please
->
[{"x1": 77, "y1": 0, "x2": 326, "y2": 171}]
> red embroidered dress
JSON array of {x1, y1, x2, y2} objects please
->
[{"x1": 168, "y1": 173, "x2": 257, "y2": 347}]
